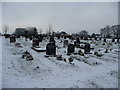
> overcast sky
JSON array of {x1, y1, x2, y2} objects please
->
[{"x1": 2, "y1": 2, "x2": 118, "y2": 34}]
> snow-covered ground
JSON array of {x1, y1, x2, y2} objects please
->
[{"x1": 2, "y1": 37, "x2": 118, "y2": 88}]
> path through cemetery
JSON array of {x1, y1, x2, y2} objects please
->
[{"x1": 2, "y1": 37, "x2": 118, "y2": 88}]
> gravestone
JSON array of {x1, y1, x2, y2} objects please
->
[
  {"x1": 63, "y1": 40, "x2": 68, "y2": 47},
  {"x1": 37, "y1": 35, "x2": 43, "y2": 42},
  {"x1": 112, "y1": 38, "x2": 115, "y2": 42},
  {"x1": 99, "y1": 37, "x2": 102, "y2": 40},
  {"x1": 94, "y1": 37, "x2": 97, "y2": 41},
  {"x1": 46, "y1": 42, "x2": 56, "y2": 57},
  {"x1": 84, "y1": 37, "x2": 88, "y2": 40},
  {"x1": 17, "y1": 35, "x2": 20, "y2": 38},
  {"x1": 67, "y1": 44, "x2": 75, "y2": 55},
  {"x1": 10, "y1": 35, "x2": 16, "y2": 43},
  {"x1": 29, "y1": 36, "x2": 32, "y2": 41},
  {"x1": 74, "y1": 38, "x2": 80, "y2": 47},
  {"x1": 64, "y1": 36, "x2": 67, "y2": 39},
  {"x1": 32, "y1": 38, "x2": 39, "y2": 47},
  {"x1": 117, "y1": 38, "x2": 119, "y2": 43},
  {"x1": 57, "y1": 35, "x2": 60, "y2": 39},
  {"x1": 104, "y1": 38, "x2": 106, "y2": 42},
  {"x1": 84, "y1": 43, "x2": 90, "y2": 54}
]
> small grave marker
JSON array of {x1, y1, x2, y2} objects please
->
[{"x1": 67, "y1": 44, "x2": 75, "y2": 55}]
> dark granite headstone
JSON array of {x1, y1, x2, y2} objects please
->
[
  {"x1": 32, "y1": 38, "x2": 39, "y2": 47},
  {"x1": 94, "y1": 37, "x2": 97, "y2": 40},
  {"x1": 10, "y1": 35, "x2": 16, "y2": 43},
  {"x1": 99, "y1": 38, "x2": 102, "y2": 40},
  {"x1": 37, "y1": 35, "x2": 43, "y2": 42},
  {"x1": 74, "y1": 38, "x2": 80, "y2": 47},
  {"x1": 46, "y1": 42, "x2": 56, "y2": 57},
  {"x1": 57, "y1": 35, "x2": 60, "y2": 39},
  {"x1": 67, "y1": 44, "x2": 75, "y2": 55},
  {"x1": 29, "y1": 36, "x2": 32, "y2": 41},
  {"x1": 104, "y1": 38, "x2": 106, "y2": 42},
  {"x1": 112, "y1": 39, "x2": 115, "y2": 42},
  {"x1": 84, "y1": 43, "x2": 90, "y2": 54},
  {"x1": 117, "y1": 38, "x2": 119, "y2": 43}
]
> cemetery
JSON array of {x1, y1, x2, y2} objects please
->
[{"x1": 1, "y1": 27, "x2": 119, "y2": 88}]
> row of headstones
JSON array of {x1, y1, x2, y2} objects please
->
[
  {"x1": 32, "y1": 36, "x2": 89, "y2": 56},
  {"x1": 9, "y1": 34, "x2": 43, "y2": 43},
  {"x1": 103, "y1": 38, "x2": 120, "y2": 43},
  {"x1": 46, "y1": 40, "x2": 91, "y2": 56}
]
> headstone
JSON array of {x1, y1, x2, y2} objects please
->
[
  {"x1": 29, "y1": 36, "x2": 32, "y2": 41},
  {"x1": 104, "y1": 38, "x2": 106, "y2": 42},
  {"x1": 17, "y1": 35, "x2": 20, "y2": 38},
  {"x1": 10, "y1": 35, "x2": 16, "y2": 43},
  {"x1": 46, "y1": 42, "x2": 56, "y2": 57},
  {"x1": 63, "y1": 40, "x2": 68, "y2": 47},
  {"x1": 67, "y1": 44, "x2": 75, "y2": 55},
  {"x1": 64, "y1": 36, "x2": 67, "y2": 39},
  {"x1": 37, "y1": 35, "x2": 43, "y2": 42},
  {"x1": 74, "y1": 38, "x2": 80, "y2": 47},
  {"x1": 117, "y1": 39, "x2": 119, "y2": 43},
  {"x1": 99, "y1": 37, "x2": 102, "y2": 40},
  {"x1": 57, "y1": 35, "x2": 60, "y2": 39},
  {"x1": 94, "y1": 37, "x2": 97, "y2": 41},
  {"x1": 84, "y1": 43, "x2": 90, "y2": 54},
  {"x1": 32, "y1": 38, "x2": 39, "y2": 47},
  {"x1": 84, "y1": 37, "x2": 88, "y2": 40},
  {"x1": 112, "y1": 38, "x2": 115, "y2": 42}
]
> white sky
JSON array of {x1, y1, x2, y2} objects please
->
[{"x1": 0, "y1": 0, "x2": 119, "y2": 34}]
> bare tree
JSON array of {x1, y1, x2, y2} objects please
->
[
  {"x1": 3, "y1": 25, "x2": 8, "y2": 34},
  {"x1": 46, "y1": 24, "x2": 53, "y2": 35}
]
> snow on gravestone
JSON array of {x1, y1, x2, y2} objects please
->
[
  {"x1": 32, "y1": 38, "x2": 39, "y2": 47},
  {"x1": 10, "y1": 35, "x2": 16, "y2": 43},
  {"x1": 74, "y1": 38, "x2": 80, "y2": 48},
  {"x1": 46, "y1": 42, "x2": 56, "y2": 57},
  {"x1": 67, "y1": 44, "x2": 75, "y2": 55}
]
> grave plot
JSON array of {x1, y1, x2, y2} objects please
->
[
  {"x1": 31, "y1": 47, "x2": 46, "y2": 52},
  {"x1": 71, "y1": 55, "x2": 103, "y2": 66}
]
